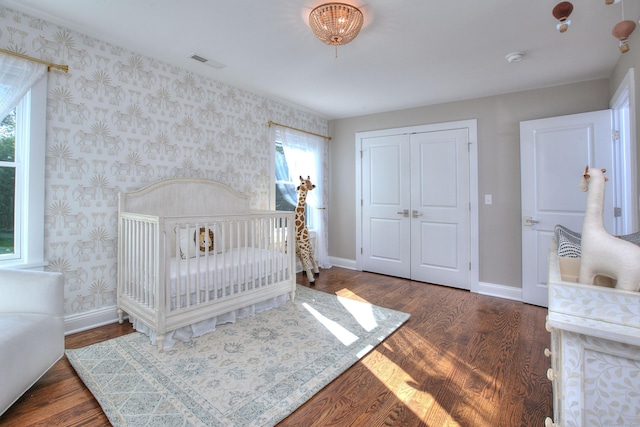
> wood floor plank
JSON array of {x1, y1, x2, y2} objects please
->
[{"x1": 0, "y1": 268, "x2": 552, "y2": 426}]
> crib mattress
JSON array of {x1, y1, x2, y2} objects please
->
[{"x1": 168, "y1": 246, "x2": 290, "y2": 304}]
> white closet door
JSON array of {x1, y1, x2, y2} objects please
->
[
  {"x1": 361, "y1": 129, "x2": 471, "y2": 290},
  {"x1": 410, "y1": 129, "x2": 470, "y2": 289},
  {"x1": 361, "y1": 134, "x2": 411, "y2": 278}
]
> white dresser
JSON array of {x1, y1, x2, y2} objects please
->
[{"x1": 545, "y1": 245, "x2": 640, "y2": 427}]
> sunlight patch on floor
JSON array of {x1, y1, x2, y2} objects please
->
[
  {"x1": 380, "y1": 326, "x2": 498, "y2": 425},
  {"x1": 361, "y1": 349, "x2": 461, "y2": 425},
  {"x1": 335, "y1": 288, "x2": 370, "y2": 303},
  {"x1": 302, "y1": 302, "x2": 359, "y2": 345},
  {"x1": 335, "y1": 288, "x2": 378, "y2": 332}
]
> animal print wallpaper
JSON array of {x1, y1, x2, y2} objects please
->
[{"x1": 0, "y1": 7, "x2": 328, "y2": 322}]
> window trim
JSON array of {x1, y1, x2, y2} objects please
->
[{"x1": 0, "y1": 75, "x2": 46, "y2": 269}]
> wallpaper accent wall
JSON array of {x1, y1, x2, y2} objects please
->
[{"x1": 0, "y1": 8, "x2": 328, "y2": 320}]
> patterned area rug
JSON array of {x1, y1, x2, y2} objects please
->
[{"x1": 66, "y1": 285, "x2": 410, "y2": 427}]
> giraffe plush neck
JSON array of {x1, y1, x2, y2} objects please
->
[
  {"x1": 579, "y1": 165, "x2": 607, "y2": 232},
  {"x1": 295, "y1": 176, "x2": 320, "y2": 283},
  {"x1": 295, "y1": 183, "x2": 310, "y2": 234},
  {"x1": 578, "y1": 166, "x2": 640, "y2": 291}
]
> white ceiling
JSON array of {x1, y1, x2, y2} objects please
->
[{"x1": 4, "y1": 0, "x2": 640, "y2": 119}]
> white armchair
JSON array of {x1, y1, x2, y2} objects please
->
[{"x1": 0, "y1": 268, "x2": 64, "y2": 416}]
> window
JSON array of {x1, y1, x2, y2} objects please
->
[
  {"x1": 275, "y1": 140, "x2": 317, "y2": 228},
  {"x1": 275, "y1": 141, "x2": 296, "y2": 212},
  {"x1": 271, "y1": 124, "x2": 330, "y2": 269},
  {"x1": 0, "y1": 108, "x2": 17, "y2": 257},
  {"x1": 0, "y1": 76, "x2": 46, "y2": 268}
]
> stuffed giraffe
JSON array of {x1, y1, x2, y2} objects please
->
[
  {"x1": 578, "y1": 166, "x2": 640, "y2": 291},
  {"x1": 295, "y1": 176, "x2": 320, "y2": 283}
]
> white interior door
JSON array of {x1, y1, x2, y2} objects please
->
[
  {"x1": 361, "y1": 129, "x2": 470, "y2": 290},
  {"x1": 520, "y1": 110, "x2": 613, "y2": 307},
  {"x1": 361, "y1": 134, "x2": 411, "y2": 278},
  {"x1": 410, "y1": 129, "x2": 470, "y2": 289}
]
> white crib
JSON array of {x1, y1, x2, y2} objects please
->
[{"x1": 117, "y1": 178, "x2": 296, "y2": 350}]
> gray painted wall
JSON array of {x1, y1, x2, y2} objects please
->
[{"x1": 328, "y1": 79, "x2": 612, "y2": 289}]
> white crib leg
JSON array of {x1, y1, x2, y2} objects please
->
[
  {"x1": 117, "y1": 308, "x2": 124, "y2": 324},
  {"x1": 157, "y1": 334, "x2": 165, "y2": 352}
]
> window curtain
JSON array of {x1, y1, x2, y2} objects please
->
[
  {"x1": 274, "y1": 126, "x2": 331, "y2": 269},
  {"x1": 0, "y1": 53, "x2": 47, "y2": 120}
]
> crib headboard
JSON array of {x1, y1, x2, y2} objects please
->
[{"x1": 118, "y1": 178, "x2": 250, "y2": 216}]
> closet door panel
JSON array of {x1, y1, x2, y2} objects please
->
[
  {"x1": 410, "y1": 129, "x2": 470, "y2": 289},
  {"x1": 361, "y1": 134, "x2": 411, "y2": 278}
]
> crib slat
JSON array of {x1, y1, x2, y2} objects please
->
[
  {"x1": 146, "y1": 221, "x2": 152, "y2": 308},
  {"x1": 243, "y1": 220, "x2": 247, "y2": 292},
  {"x1": 205, "y1": 223, "x2": 211, "y2": 302},
  {"x1": 143, "y1": 220, "x2": 148, "y2": 306},
  {"x1": 213, "y1": 223, "x2": 219, "y2": 301},
  {"x1": 250, "y1": 220, "x2": 256, "y2": 290},
  {"x1": 134, "y1": 220, "x2": 140, "y2": 302},
  {"x1": 193, "y1": 223, "x2": 200, "y2": 307},
  {"x1": 233, "y1": 220, "x2": 238, "y2": 293}
]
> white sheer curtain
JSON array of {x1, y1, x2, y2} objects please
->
[
  {"x1": 0, "y1": 53, "x2": 47, "y2": 120},
  {"x1": 274, "y1": 125, "x2": 331, "y2": 269}
]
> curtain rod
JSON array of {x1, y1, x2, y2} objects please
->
[
  {"x1": 268, "y1": 120, "x2": 331, "y2": 141},
  {"x1": 0, "y1": 48, "x2": 68, "y2": 73}
]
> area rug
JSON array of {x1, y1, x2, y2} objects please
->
[{"x1": 66, "y1": 285, "x2": 410, "y2": 427}]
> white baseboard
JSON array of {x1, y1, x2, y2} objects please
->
[
  {"x1": 326, "y1": 257, "x2": 523, "y2": 302},
  {"x1": 328, "y1": 256, "x2": 356, "y2": 270},
  {"x1": 476, "y1": 281, "x2": 523, "y2": 302},
  {"x1": 327, "y1": 258, "x2": 522, "y2": 302},
  {"x1": 65, "y1": 306, "x2": 123, "y2": 335}
]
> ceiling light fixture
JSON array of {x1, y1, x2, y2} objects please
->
[{"x1": 309, "y1": 2, "x2": 364, "y2": 57}]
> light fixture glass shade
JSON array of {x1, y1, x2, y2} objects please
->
[{"x1": 309, "y1": 3, "x2": 364, "y2": 46}]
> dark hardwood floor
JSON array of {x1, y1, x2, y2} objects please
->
[{"x1": 0, "y1": 267, "x2": 552, "y2": 426}]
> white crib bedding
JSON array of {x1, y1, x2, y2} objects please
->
[
  {"x1": 168, "y1": 246, "x2": 289, "y2": 304},
  {"x1": 130, "y1": 292, "x2": 290, "y2": 350}
]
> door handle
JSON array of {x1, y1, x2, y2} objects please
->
[
  {"x1": 412, "y1": 210, "x2": 422, "y2": 218},
  {"x1": 397, "y1": 209, "x2": 409, "y2": 217},
  {"x1": 523, "y1": 216, "x2": 539, "y2": 226}
]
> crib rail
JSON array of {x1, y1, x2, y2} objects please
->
[
  {"x1": 165, "y1": 213, "x2": 294, "y2": 314},
  {"x1": 117, "y1": 210, "x2": 295, "y2": 329},
  {"x1": 118, "y1": 213, "x2": 161, "y2": 312}
]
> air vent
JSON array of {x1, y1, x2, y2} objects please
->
[
  {"x1": 190, "y1": 54, "x2": 208, "y2": 63},
  {"x1": 189, "y1": 53, "x2": 226, "y2": 69}
]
